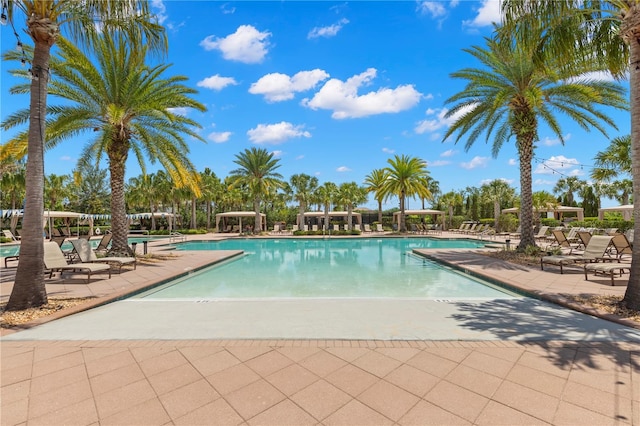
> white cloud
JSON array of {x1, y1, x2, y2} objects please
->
[
  {"x1": 296, "y1": 155, "x2": 305, "y2": 160},
  {"x1": 463, "y1": 0, "x2": 501, "y2": 27},
  {"x1": 60, "y1": 155, "x2": 72, "y2": 161},
  {"x1": 480, "y1": 177, "x2": 514, "y2": 185},
  {"x1": 208, "y1": 131, "x2": 232, "y2": 143},
  {"x1": 508, "y1": 158, "x2": 518, "y2": 166},
  {"x1": 151, "y1": 0, "x2": 168, "y2": 25},
  {"x1": 167, "y1": 107, "x2": 188, "y2": 116},
  {"x1": 441, "y1": 149, "x2": 457, "y2": 157},
  {"x1": 200, "y1": 25, "x2": 271, "y2": 64},
  {"x1": 247, "y1": 121, "x2": 311, "y2": 144},
  {"x1": 308, "y1": 18, "x2": 349, "y2": 39},
  {"x1": 197, "y1": 74, "x2": 238, "y2": 91},
  {"x1": 302, "y1": 68, "x2": 422, "y2": 119},
  {"x1": 415, "y1": 105, "x2": 473, "y2": 135},
  {"x1": 429, "y1": 160, "x2": 450, "y2": 167},
  {"x1": 540, "y1": 133, "x2": 571, "y2": 147},
  {"x1": 460, "y1": 156, "x2": 489, "y2": 169},
  {"x1": 534, "y1": 155, "x2": 579, "y2": 175},
  {"x1": 336, "y1": 166, "x2": 351, "y2": 172},
  {"x1": 382, "y1": 147, "x2": 395, "y2": 154},
  {"x1": 534, "y1": 179, "x2": 555, "y2": 185},
  {"x1": 249, "y1": 69, "x2": 329, "y2": 102},
  {"x1": 271, "y1": 150, "x2": 284, "y2": 158},
  {"x1": 416, "y1": 1, "x2": 447, "y2": 18},
  {"x1": 220, "y1": 3, "x2": 235, "y2": 14}
]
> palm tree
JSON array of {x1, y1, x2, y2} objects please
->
[
  {"x1": 72, "y1": 162, "x2": 110, "y2": 214},
  {"x1": 336, "y1": 182, "x2": 368, "y2": 230},
  {"x1": 228, "y1": 148, "x2": 284, "y2": 232},
  {"x1": 591, "y1": 135, "x2": 632, "y2": 183},
  {"x1": 0, "y1": 164, "x2": 25, "y2": 211},
  {"x1": 480, "y1": 180, "x2": 516, "y2": 230},
  {"x1": 3, "y1": 34, "x2": 205, "y2": 256},
  {"x1": 443, "y1": 32, "x2": 627, "y2": 250},
  {"x1": 287, "y1": 174, "x2": 319, "y2": 229},
  {"x1": 439, "y1": 191, "x2": 464, "y2": 230},
  {"x1": 500, "y1": 0, "x2": 640, "y2": 310},
  {"x1": 0, "y1": 1, "x2": 165, "y2": 311},
  {"x1": 532, "y1": 190, "x2": 559, "y2": 225},
  {"x1": 200, "y1": 168, "x2": 222, "y2": 230},
  {"x1": 44, "y1": 174, "x2": 70, "y2": 211},
  {"x1": 553, "y1": 176, "x2": 583, "y2": 207},
  {"x1": 363, "y1": 168, "x2": 389, "y2": 224},
  {"x1": 382, "y1": 155, "x2": 432, "y2": 233},
  {"x1": 314, "y1": 182, "x2": 338, "y2": 232}
]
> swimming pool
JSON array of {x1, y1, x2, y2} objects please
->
[{"x1": 139, "y1": 238, "x2": 517, "y2": 300}]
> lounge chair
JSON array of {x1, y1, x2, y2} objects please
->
[
  {"x1": 546, "y1": 229, "x2": 577, "y2": 254},
  {"x1": 2, "y1": 229, "x2": 20, "y2": 241},
  {"x1": 584, "y1": 262, "x2": 631, "y2": 286},
  {"x1": 70, "y1": 238, "x2": 136, "y2": 273},
  {"x1": 540, "y1": 235, "x2": 614, "y2": 274},
  {"x1": 44, "y1": 241, "x2": 111, "y2": 282},
  {"x1": 376, "y1": 224, "x2": 384, "y2": 233},
  {"x1": 312, "y1": 225, "x2": 318, "y2": 232},
  {"x1": 363, "y1": 224, "x2": 372, "y2": 233},
  {"x1": 533, "y1": 226, "x2": 549, "y2": 241},
  {"x1": 333, "y1": 224, "x2": 340, "y2": 232},
  {"x1": 610, "y1": 233, "x2": 633, "y2": 260},
  {"x1": 291, "y1": 225, "x2": 299, "y2": 232},
  {"x1": 95, "y1": 233, "x2": 112, "y2": 253},
  {"x1": 576, "y1": 231, "x2": 592, "y2": 250}
]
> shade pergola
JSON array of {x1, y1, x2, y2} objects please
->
[
  {"x1": 393, "y1": 209, "x2": 446, "y2": 228},
  {"x1": 296, "y1": 211, "x2": 362, "y2": 229},
  {"x1": 502, "y1": 206, "x2": 584, "y2": 221},
  {"x1": 215, "y1": 211, "x2": 266, "y2": 232},
  {"x1": 598, "y1": 204, "x2": 634, "y2": 221}
]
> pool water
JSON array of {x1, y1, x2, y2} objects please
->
[{"x1": 139, "y1": 238, "x2": 518, "y2": 300}]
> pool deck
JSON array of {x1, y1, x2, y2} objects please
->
[{"x1": 1, "y1": 232, "x2": 638, "y2": 425}]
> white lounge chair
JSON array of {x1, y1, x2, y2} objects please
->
[
  {"x1": 70, "y1": 238, "x2": 136, "y2": 273},
  {"x1": 376, "y1": 224, "x2": 384, "y2": 233},
  {"x1": 44, "y1": 241, "x2": 111, "y2": 282},
  {"x1": 584, "y1": 262, "x2": 631, "y2": 286}
]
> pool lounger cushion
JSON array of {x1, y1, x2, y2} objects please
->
[{"x1": 584, "y1": 262, "x2": 630, "y2": 286}]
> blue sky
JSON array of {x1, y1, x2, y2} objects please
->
[{"x1": 0, "y1": 1, "x2": 631, "y2": 209}]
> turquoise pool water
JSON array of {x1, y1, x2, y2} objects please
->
[{"x1": 139, "y1": 238, "x2": 518, "y2": 299}]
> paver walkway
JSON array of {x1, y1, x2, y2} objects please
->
[{"x1": 1, "y1": 233, "x2": 639, "y2": 425}]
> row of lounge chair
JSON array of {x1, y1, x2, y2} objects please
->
[{"x1": 541, "y1": 231, "x2": 633, "y2": 285}]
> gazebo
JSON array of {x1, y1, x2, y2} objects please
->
[
  {"x1": 215, "y1": 211, "x2": 266, "y2": 232},
  {"x1": 598, "y1": 204, "x2": 634, "y2": 221},
  {"x1": 393, "y1": 209, "x2": 446, "y2": 228},
  {"x1": 502, "y1": 206, "x2": 584, "y2": 222},
  {"x1": 296, "y1": 211, "x2": 362, "y2": 229}
]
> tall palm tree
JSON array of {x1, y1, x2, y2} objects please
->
[
  {"x1": 443, "y1": 32, "x2": 626, "y2": 250},
  {"x1": 314, "y1": 182, "x2": 338, "y2": 232},
  {"x1": 228, "y1": 148, "x2": 284, "y2": 232},
  {"x1": 553, "y1": 176, "x2": 583, "y2": 207},
  {"x1": 382, "y1": 154, "x2": 432, "y2": 233},
  {"x1": 4, "y1": 34, "x2": 205, "y2": 256},
  {"x1": 500, "y1": 0, "x2": 640, "y2": 310},
  {"x1": 0, "y1": 1, "x2": 165, "y2": 311},
  {"x1": 336, "y1": 182, "x2": 368, "y2": 231},
  {"x1": 72, "y1": 162, "x2": 110, "y2": 214},
  {"x1": 363, "y1": 168, "x2": 389, "y2": 224},
  {"x1": 531, "y1": 190, "x2": 559, "y2": 225},
  {"x1": 480, "y1": 180, "x2": 516, "y2": 230},
  {"x1": 287, "y1": 174, "x2": 319, "y2": 229}
]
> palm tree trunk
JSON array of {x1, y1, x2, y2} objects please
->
[
  {"x1": 623, "y1": 13, "x2": 640, "y2": 309},
  {"x1": 254, "y1": 198, "x2": 262, "y2": 232},
  {"x1": 346, "y1": 206, "x2": 353, "y2": 231},
  {"x1": 324, "y1": 203, "x2": 330, "y2": 232},
  {"x1": 191, "y1": 197, "x2": 196, "y2": 229},
  {"x1": 108, "y1": 148, "x2": 131, "y2": 257},
  {"x1": 206, "y1": 200, "x2": 212, "y2": 230},
  {"x1": 494, "y1": 201, "x2": 500, "y2": 230},
  {"x1": 377, "y1": 200, "x2": 383, "y2": 224},
  {"x1": 5, "y1": 41, "x2": 51, "y2": 311},
  {"x1": 517, "y1": 135, "x2": 536, "y2": 250},
  {"x1": 399, "y1": 192, "x2": 407, "y2": 232},
  {"x1": 298, "y1": 202, "x2": 305, "y2": 229}
]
